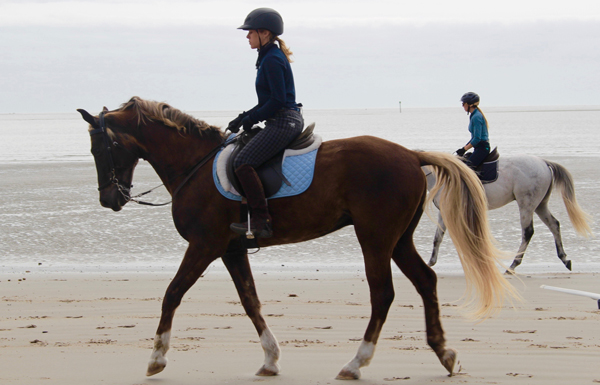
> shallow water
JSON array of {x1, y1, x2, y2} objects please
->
[{"x1": 1, "y1": 107, "x2": 598, "y2": 275}]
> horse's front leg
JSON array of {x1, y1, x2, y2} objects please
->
[
  {"x1": 507, "y1": 210, "x2": 535, "y2": 274},
  {"x1": 428, "y1": 212, "x2": 446, "y2": 267},
  {"x1": 221, "y1": 242, "x2": 280, "y2": 376},
  {"x1": 146, "y1": 243, "x2": 220, "y2": 376}
]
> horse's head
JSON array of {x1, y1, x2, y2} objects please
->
[
  {"x1": 79, "y1": 97, "x2": 227, "y2": 210},
  {"x1": 78, "y1": 108, "x2": 141, "y2": 211}
]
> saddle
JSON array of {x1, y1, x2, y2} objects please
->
[
  {"x1": 226, "y1": 123, "x2": 317, "y2": 198},
  {"x1": 464, "y1": 147, "x2": 500, "y2": 184}
]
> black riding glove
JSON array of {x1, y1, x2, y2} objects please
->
[
  {"x1": 456, "y1": 147, "x2": 466, "y2": 156},
  {"x1": 226, "y1": 112, "x2": 245, "y2": 133},
  {"x1": 241, "y1": 116, "x2": 254, "y2": 132}
]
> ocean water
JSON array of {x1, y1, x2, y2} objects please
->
[{"x1": 1, "y1": 106, "x2": 599, "y2": 275}]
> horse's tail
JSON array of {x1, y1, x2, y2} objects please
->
[
  {"x1": 416, "y1": 151, "x2": 520, "y2": 320},
  {"x1": 544, "y1": 160, "x2": 593, "y2": 237}
]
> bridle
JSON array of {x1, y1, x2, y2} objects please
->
[
  {"x1": 90, "y1": 111, "x2": 238, "y2": 207},
  {"x1": 89, "y1": 111, "x2": 137, "y2": 196}
]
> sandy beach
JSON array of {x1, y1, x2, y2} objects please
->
[{"x1": 1, "y1": 269, "x2": 599, "y2": 385}]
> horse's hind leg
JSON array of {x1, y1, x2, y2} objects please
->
[
  {"x1": 535, "y1": 202, "x2": 571, "y2": 270},
  {"x1": 428, "y1": 212, "x2": 447, "y2": 267},
  {"x1": 393, "y1": 231, "x2": 457, "y2": 375},
  {"x1": 147, "y1": 244, "x2": 220, "y2": 376},
  {"x1": 336, "y1": 240, "x2": 395, "y2": 380},
  {"x1": 221, "y1": 245, "x2": 280, "y2": 376}
]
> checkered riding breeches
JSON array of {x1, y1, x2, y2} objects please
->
[{"x1": 233, "y1": 109, "x2": 304, "y2": 170}]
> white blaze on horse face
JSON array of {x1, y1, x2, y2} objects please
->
[
  {"x1": 340, "y1": 340, "x2": 376, "y2": 378},
  {"x1": 147, "y1": 332, "x2": 171, "y2": 376},
  {"x1": 257, "y1": 327, "x2": 281, "y2": 375}
]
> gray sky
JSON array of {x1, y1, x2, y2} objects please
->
[{"x1": 1, "y1": 0, "x2": 599, "y2": 113}]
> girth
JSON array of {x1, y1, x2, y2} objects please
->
[{"x1": 226, "y1": 123, "x2": 316, "y2": 198}]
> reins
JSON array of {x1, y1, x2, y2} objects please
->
[
  {"x1": 168, "y1": 134, "x2": 238, "y2": 201},
  {"x1": 92, "y1": 111, "x2": 238, "y2": 207}
]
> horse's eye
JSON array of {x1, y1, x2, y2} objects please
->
[{"x1": 91, "y1": 146, "x2": 104, "y2": 156}]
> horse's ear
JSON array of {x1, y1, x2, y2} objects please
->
[
  {"x1": 103, "y1": 106, "x2": 109, "y2": 112},
  {"x1": 77, "y1": 108, "x2": 99, "y2": 128}
]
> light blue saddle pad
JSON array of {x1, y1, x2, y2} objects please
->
[{"x1": 212, "y1": 144, "x2": 319, "y2": 201}]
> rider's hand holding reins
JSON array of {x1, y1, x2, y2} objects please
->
[
  {"x1": 227, "y1": 112, "x2": 246, "y2": 133},
  {"x1": 241, "y1": 116, "x2": 254, "y2": 132}
]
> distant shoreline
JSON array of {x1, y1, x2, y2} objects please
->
[{"x1": 2, "y1": 105, "x2": 600, "y2": 116}]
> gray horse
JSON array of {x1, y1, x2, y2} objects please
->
[{"x1": 424, "y1": 155, "x2": 592, "y2": 273}]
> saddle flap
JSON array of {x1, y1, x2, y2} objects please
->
[
  {"x1": 479, "y1": 148, "x2": 499, "y2": 184},
  {"x1": 462, "y1": 147, "x2": 500, "y2": 184},
  {"x1": 227, "y1": 151, "x2": 286, "y2": 198},
  {"x1": 225, "y1": 123, "x2": 317, "y2": 199},
  {"x1": 215, "y1": 134, "x2": 322, "y2": 201}
]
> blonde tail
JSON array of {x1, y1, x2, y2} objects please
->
[{"x1": 417, "y1": 151, "x2": 521, "y2": 320}]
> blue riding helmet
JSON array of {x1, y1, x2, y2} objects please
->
[
  {"x1": 238, "y1": 8, "x2": 284, "y2": 36},
  {"x1": 461, "y1": 92, "x2": 480, "y2": 105}
]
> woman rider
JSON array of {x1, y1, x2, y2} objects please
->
[
  {"x1": 456, "y1": 92, "x2": 490, "y2": 169},
  {"x1": 227, "y1": 8, "x2": 303, "y2": 238}
]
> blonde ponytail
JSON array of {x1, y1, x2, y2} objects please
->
[
  {"x1": 274, "y1": 36, "x2": 294, "y2": 63},
  {"x1": 473, "y1": 103, "x2": 489, "y2": 129}
]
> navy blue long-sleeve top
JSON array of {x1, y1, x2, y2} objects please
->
[{"x1": 246, "y1": 42, "x2": 299, "y2": 124}]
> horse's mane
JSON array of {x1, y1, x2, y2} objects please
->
[{"x1": 120, "y1": 96, "x2": 226, "y2": 141}]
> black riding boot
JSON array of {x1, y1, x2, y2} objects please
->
[{"x1": 230, "y1": 164, "x2": 273, "y2": 238}]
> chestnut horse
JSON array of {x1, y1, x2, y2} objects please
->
[{"x1": 78, "y1": 97, "x2": 518, "y2": 380}]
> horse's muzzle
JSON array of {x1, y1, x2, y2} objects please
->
[
  {"x1": 99, "y1": 188, "x2": 128, "y2": 211},
  {"x1": 100, "y1": 197, "x2": 123, "y2": 212}
]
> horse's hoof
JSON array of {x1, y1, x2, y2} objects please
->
[
  {"x1": 439, "y1": 348, "x2": 458, "y2": 375},
  {"x1": 146, "y1": 358, "x2": 167, "y2": 376},
  {"x1": 565, "y1": 260, "x2": 572, "y2": 271},
  {"x1": 504, "y1": 269, "x2": 516, "y2": 275},
  {"x1": 256, "y1": 364, "x2": 279, "y2": 376},
  {"x1": 428, "y1": 261, "x2": 436, "y2": 267},
  {"x1": 336, "y1": 368, "x2": 360, "y2": 380}
]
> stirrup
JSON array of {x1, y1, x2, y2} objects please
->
[
  {"x1": 246, "y1": 209, "x2": 255, "y2": 239},
  {"x1": 230, "y1": 222, "x2": 272, "y2": 239},
  {"x1": 230, "y1": 211, "x2": 272, "y2": 239}
]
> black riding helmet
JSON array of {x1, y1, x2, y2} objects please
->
[
  {"x1": 461, "y1": 92, "x2": 480, "y2": 105},
  {"x1": 238, "y1": 8, "x2": 284, "y2": 36}
]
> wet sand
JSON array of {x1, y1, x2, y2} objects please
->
[{"x1": 1, "y1": 156, "x2": 598, "y2": 272}]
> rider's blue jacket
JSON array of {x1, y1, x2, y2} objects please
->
[
  {"x1": 247, "y1": 42, "x2": 299, "y2": 124},
  {"x1": 468, "y1": 108, "x2": 489, "y2": 147}
]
